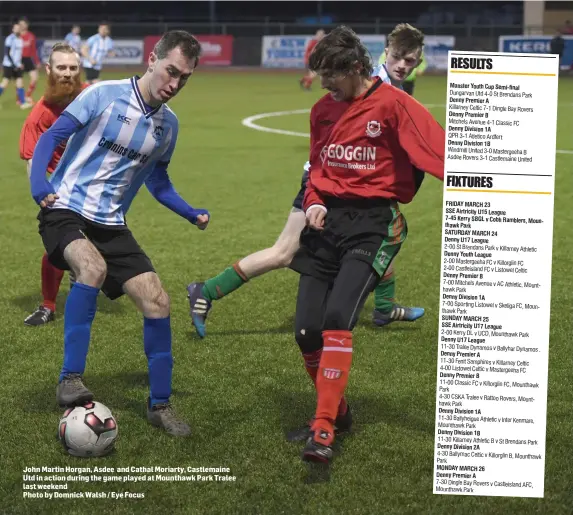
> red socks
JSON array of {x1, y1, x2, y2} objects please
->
[
  {"x1": 313, "y1": 330, "x2": 353, "y2": 432},
  {"x1": 41, "y1": 253, "x2": 64, "y2": 312},
  {"x1": 302, "y1": 347, "x2": 348, "y2": 417},
  {"x1": 26, "y1": 81, "x2": 37, "y2": 99},
  {"x1": 302, "y1": 349, "x2": 322, "y2": 383}
]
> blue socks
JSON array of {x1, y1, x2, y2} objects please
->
[
  {"x1": 144, "y1": 316, "x2": 173, "y2": 406},
  {"x1": 59, "y1": 284, "x2": 173, "y2": 407},
  {"x1": 16, "y1": 87, "x2": 25, "y2": 104},
  {"x1": 60, "y1": 283, "x2": 99, "y2": 382}
]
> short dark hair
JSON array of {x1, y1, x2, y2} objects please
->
[
  {"x1": 308, "y1": 25, "x2": 373, "y2": 78},
  {"x1": 153, "y1": 30, "x2": 202, "y2": 65},
  {"x1": 387, "y1": 24, "x2": 424, "y2": 56}
]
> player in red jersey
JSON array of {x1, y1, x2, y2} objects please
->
[
  {"x1": 288, "y1": 26, "x2": 445, "y2": 464},
  {"x1": 20, "y1": 42, "x2": 85, "y2": 326},
  {"x1": 18, "y1": 17, "x2": 40, "y2": 106},
  {"x1": 299, "y1": 29, "x2": 325, "y2": 91}
]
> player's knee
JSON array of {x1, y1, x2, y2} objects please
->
[
  {"x1": 323, "y1": 305, "x2": 348, "y2": 331},
  {"x1": 272, "y1": 241, "x2": 298, "y2": 268},
  {"x1": 149, "y1": 288, "x2": 170, "y2": 318},
  {"x1": 79, "y1": 258, "x2": 107, "y2": 287},
  {"x1": 295, "y1": 328, "x2": 322, "y2": 354}
]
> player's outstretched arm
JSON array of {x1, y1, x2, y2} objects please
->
[
  {"x1": 29, "y1": 114, "x2": 79, "y2": 207},
  {"x1": 393, "y1": 98, "x2": 445, "y2": 181},
  {"x1": 145, "y1": 165, "x2": 210, "y2": 230}
]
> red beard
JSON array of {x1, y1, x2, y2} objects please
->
[{"x1": 44, "y1": 73, "x2": 83, "y2": 108}]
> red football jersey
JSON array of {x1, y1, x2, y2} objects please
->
[
  {"x1": 21, "y1": 31, "x2": 39, "y2": 63},
  {"x1": 304, "y1": 79, "x2": 445, "y2": 210},
  {"x1": 20, "y1": 97, "x2": 66, "y2": 174}
]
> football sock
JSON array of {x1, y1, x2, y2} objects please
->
[
  {"x1": 41, "y1": 253, "x2": 64, "y2": 312},
  {"x1": 16, "y1": 87, "x2": 25, "y2": 105},
  {"x1": 60, "y1": 283, "x2": 99, "y2": 382},
  {"x1": 314, "y1": 330, "x2": 353, "y2": 425},
  {"x1": 26, "y1": 81, "x2": 37, "y2": 98},
  {"x1": 144, "y1": 316, "x2": 173, "y2": 406},
  {"x1": 303, "y1": 348, "x2": 348, "y2": 417},
  {"x1": 374, "y1": 272, "x2": 396, "y2": 313},
  {"x1": 0, "y1": 87, "x2": 4, "y2": 96},
  {"x1": 302, "y1": 349, "x2": 322, "y2": 382},
  {"x1": 202, "y1": 263, "x2": 247, "y2": 302}
]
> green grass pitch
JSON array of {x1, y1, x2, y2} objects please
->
[{"x1": 0, "y1": 70, "x2": 571, "y2": 514}]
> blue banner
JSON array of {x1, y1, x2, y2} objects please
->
[
  {"x1": 261, "y1": 35, "x2": 386, "y2": 69},
  {"x1": 499, "y1": 36, "x2": 573, "y2": 69}
]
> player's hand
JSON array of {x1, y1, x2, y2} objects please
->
[
  {"x1": 31, "y1": 179, "x2": 58, "y2": 207},
  {"x1": 189, "y1": 208, "x2": 210, "y2": 230},
  {"x1": 306, "y1": 205, "x2": 327, "y2": 231},
  {"x1": 195, "y1": 214, "x2": 209, "y2": 230},
  {"x1": 40, "y1": 193, "x2": 59, "y2": 208}
]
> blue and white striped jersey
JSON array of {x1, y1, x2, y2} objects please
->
[
  {"x1": 374, "y1": 63, "x2": 399, "y2": 88},
  {"x1": 82, "y1": 34, "x2": 113, "y2": 70},
  {"x1": 50, "y1": 77, "x2": 179, "y2": 225},
  {"x1": 2, "y1": 33, "x2": 23, "y2": 68},
  {"x1": 64, "y1": 32, "x2": 82, "y2": 53}
]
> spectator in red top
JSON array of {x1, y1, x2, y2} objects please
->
[
  {"x1": 289, "y1": 26, "x2": 445, "y2": 465},
  {"x1": 562, "y1": 20, "x2": 573, "y2": 35},
  {"x1": 19, "y1": 17, "x2": 40, "y2": 105},
  {"x1": 299, "y1": 29, "x2": 325, "y2": 91}
]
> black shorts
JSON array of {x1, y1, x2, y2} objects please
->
[
  {"x1": 290, "y1": 197, "x2": 408, "y2": 282},
  {"x1": 85, "y1": 67, "x2": 100, "y2": 81},
  {"x1": 37, "y1": 208, "x2": 155, "y2": 300},
  {"x1": 22, "y1": 57, "x2": 36, "y2": 73},
  {"x1": 292, "y1": 168, "x2": 309, "y2": 210},
  {"x1": 2, "y1": 65, "x2": 22, "y2": 80}
]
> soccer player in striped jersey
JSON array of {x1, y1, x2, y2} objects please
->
[
  {"x1": 81, "y1": 22, "x2": 114, "y2": 85},
  {"x1": 65, "y1": 25, "x2": 82, "y2": 55},
  {"x1": 376, "y1": 28, "x2": 427, "y2": 97},
  {"x1": 0, "y1": 23, "x2": 30, "y2": 109},
  {"x1": 187, "y1": 23, "x2": 426, "y2": 338},
  {"x1": 29, "y1": 31, "x2": 208, "y2": 437}
]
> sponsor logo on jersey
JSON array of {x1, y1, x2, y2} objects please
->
[{"x1": 321, "y1": 144, "x2": 376, "y2": 163}]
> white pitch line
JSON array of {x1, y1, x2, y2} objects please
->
[
  {"x1": 241, "y1": 109, "x2": 310, "y2": 138},
  {"x1": 241, "y1": 107, "x2": 573, "y2": 154}
]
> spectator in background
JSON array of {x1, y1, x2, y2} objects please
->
[
  {"x1": 299, "y1": 29, "x2": 326, "y2": 91},
  {"x1": 19, "y1": 17, "x2": 40, "y2": 105},
  {"x1": 65, "y1": 25, "x2": 82, "y2": 55},
  {"x1": 81, "y1": 22, "x2": 114, "y2": 85}
]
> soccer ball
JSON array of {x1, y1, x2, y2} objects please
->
[{"x1": 58, "y1": 401, "x2": 118, "y2": 457}]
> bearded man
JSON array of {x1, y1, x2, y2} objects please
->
[{"x1": 20, "y1": 42, "x2": 85, "y2": 326}]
